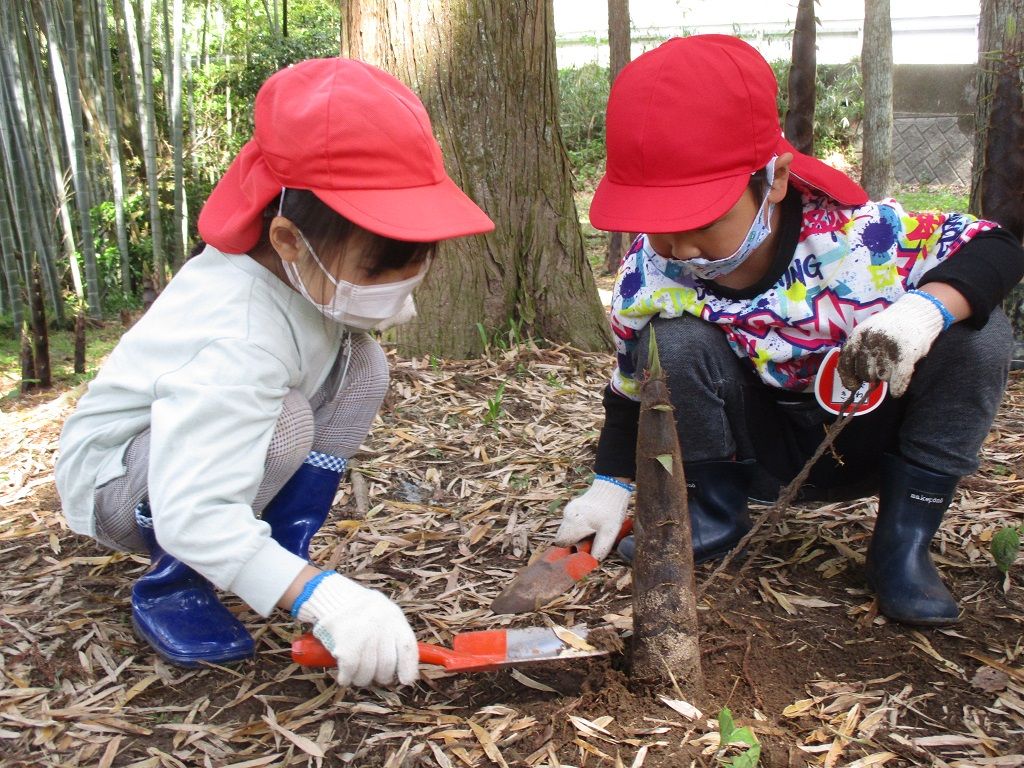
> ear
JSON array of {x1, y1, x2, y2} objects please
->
[
  {"x1": 268, "y1": 216, "x2": 304, "y2": 263},
  {"x1": 768, "y1": 152, "x2": 794, "y2": 204}
]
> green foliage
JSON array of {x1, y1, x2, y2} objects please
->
[
  {"x1": 894, "y1": 187, "x2": 970, "y2": 214},
  {"x1": 557, "y1": 63, "x2": 610, "y2": 182},
  {"x1": 0, "y1": 319, "x2": 123, "y2": 400},
  {"x1": 483, "y1": 381, "x2": 506, "y2": 425},
  {"x1": 770, "y1": 59, "x2": 864, "y2": 160},
  {"x1": 716, "y1": 708, "x2": 761, "y2": 767},
  {"x1": 991, "y1": 526, "x2": 1021, "y2": 574}
]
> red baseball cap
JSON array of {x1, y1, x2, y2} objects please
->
[
  {"x1": 198, "y1": 58, "x2": 494, "y2": 253},
  {"x1": 590, "y1": 35, "x2": 868, "y2": 233}
]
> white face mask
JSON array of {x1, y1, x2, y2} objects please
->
[
  {"x1": 678, "y1": 156, "x2": 778, "y2": 282},
  {"x1": 282, "y1": 228, "x2": 429, "y2": 331}
]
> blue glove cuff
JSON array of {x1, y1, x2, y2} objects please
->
[
  {"x1": 908, "y1": 289, "x2": 954, "y2": 331},
  {"x1": 595, "y1": 474, "x2": 635, "y2": 493},
  {"x1": 291, "y1": 571, "x2": 333, "y2": 619}
]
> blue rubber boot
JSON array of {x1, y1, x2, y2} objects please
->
[
  {"x1": 617, "y1": 460, "x2": 753, "y2": 564},
  {"x1": 131, "y1": 509, "x2": 255, "y2": 667},
  {"x1": 260, "y1": 453, "x2": 346, "y2": 560},
  {"x1": 866, "y1": 454, "x2": 960, "y2": 626}
]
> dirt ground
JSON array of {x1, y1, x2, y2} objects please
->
[{"x1": 2, "y1": 331, "x2": 1023, "y2": 767}]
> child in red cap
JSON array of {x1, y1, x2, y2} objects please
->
[
  {"x1": 56, "y1": 58, "x2": 493, "y2": 684},
  {"x1": 553, "y1": 35, "x2": 1023, "y2": 626}
]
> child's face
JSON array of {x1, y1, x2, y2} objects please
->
[
  {"x1": 272, "y1": 220, "x2": 426, "y2": 305},
  {"x1": 646, "y1": 186, "x2": 763, "y2": 265}
]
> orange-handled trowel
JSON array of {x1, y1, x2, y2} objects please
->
[
  {"x1": 489, "y1": 519, "x2": 633, "y2": 614},
  {"x1": 292, "y1": 624, "x2": 607, "y2": 672}
]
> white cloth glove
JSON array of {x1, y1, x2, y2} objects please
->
[
  {"x1": 297, "y1": 573, "x2": 419, "y2": 687},
  {"x1": 552, "y1": 477, "x2": 633, "y2": 560},
  {"x1": 838, "y1": 291, "x2": 948, "y2": 398}
]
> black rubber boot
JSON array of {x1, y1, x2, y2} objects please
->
[
  {"x1": 617, "y1": 459, "x2": 753, "y2": 564},
  {"x1": 866, "y1": 454, "x2": 960, "y2": 626}
]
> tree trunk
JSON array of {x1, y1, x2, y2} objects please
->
[
  {"x1": 631, "y1": 329, "x2": 703, "y2": 690},
  {"x1": 43, "y1": 0, "x2": 104, "y2": 317},
  {"x1": 603, "y1": 0, "x2": 631, "y2": 275},
  {"x1": 971, "y1": 0, "x2": 1024, "y2": 351},
  {"x1": 124, "y1": 0, "x2": 168, "y2": 288},
  {"x1": 74, "y1": 310, "x2": 87, "y2": 375},
  {"x1": 169, "y1": 0, "x2": 187, "y2": 270},
  {"x1": 4, "y1": 4, "x2": 69, "y2": 324},
  {"x1": 0, "y1": 162, "x2": 24, "y2": 330},
  {"x1": 28, "y1": 260, "x2": 51, "y2": 389},
  {"x1": 96, "y1": 0, "x2": 134, "y2": 294},
  {"x1": 860, "y1": 0, "x2": 894, "y2": 199},
  {"x1": 20, "y1": 323, "x2": 37, "y2": 395},
  {"x1": 785, "y1": 0, "x2": 817, "y2": 154},
  {"x1": 971, "y1": 0, "x2": 1024, "y2": 241},
  {"x1": 344, "y1": 0, "x2": 612, "y2": 357},
  {"x1": 20, "y1": 2, "x2": 84, "y2": 311}
]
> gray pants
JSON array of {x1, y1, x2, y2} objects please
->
[
  {"x1": 636, "y1": 310, "x2": 1012, "y2": 494},
  {"x1": 93, "y1": 332, "x2": 389, "y2": 552}
]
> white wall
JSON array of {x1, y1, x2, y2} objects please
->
[{"x1": 554, "y1": 0, "x2": 981, "y2": 66}]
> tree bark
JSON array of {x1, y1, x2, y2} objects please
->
[
  {"x1": 970, "y1": 0, "x2": 1024, "y2": 241},
  {"x1": 344, "y1": 0, "x2": 612, "y2": 357},
  {"x1": 96, "y1": 0, "x2": 134, "y2": 294},
  {"x1": 860, "y1": 0, "x2": 894, "y2": 199},
  {"x1": 631, "y1": 329, "x2": 703, "y2": 690},
  {"x1": 28, "y1": 259, "x2": 51, "y2": 389},
  {"x1": 4, "y1": 4, "x2": 70, "y2": 324},
  {"x1": 971, "y1": 0, "x2": 1024, "y2": 349},
  {"x1": 42, "y1": 0, "x2": 104, "y2": 316},
  {"x1": 785, "y1": 0, "x2": 817, "y2": 154},
  {"x1": 603, "y1": 0, "x2": 631, "y2": 275},
  {"x1": 123, "y1": 0, "x2": 168, "y2": 288},
  {"x1": 74, "y1": 310, "x2": 87, "y2": 375}
]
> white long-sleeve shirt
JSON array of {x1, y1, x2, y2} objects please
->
[{"x1": 56, "y1": 246, "x2": 346, "y2": 616}]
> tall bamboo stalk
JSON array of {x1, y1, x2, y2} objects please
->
[
  {"x1": 169, "y1": 0, "x2": 187, "y2": 270},
  {"x1": 123, "y1": 0, "x2": 168, "y2": 288},
  {"x1": 96, "y1": 0, "x2": 134, "y2": 294},
  {"x1": 41, "y1": 0, "x2": 103, "y2": 316}
]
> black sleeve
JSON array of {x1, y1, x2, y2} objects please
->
[
  {"x1": 593, "y1": 385, "x2": 641, "y2": 479},
  {"x1": 917, "y1": 228, "x2": 1024, "y2": 329}
]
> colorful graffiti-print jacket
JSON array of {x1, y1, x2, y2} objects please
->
[{"x1": 609, "y1": 188, "x2": 997, "y2": 399}]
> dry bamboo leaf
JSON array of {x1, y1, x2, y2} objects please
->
[
  {"x1": 658, "y1": 697, "x2": 703, "y2": 721},
  {"x1": 467, "y1": 719, "x2": 509, "y2": 768},
  {"x1": 550, "y1": 625, "x2": 595, "y2": 651},
  {"x1": 260, "y1": 715, "x2": 325, "y2": 758},
  {"x1": 842, "y1": 753, "x2": 898, "y2": 768},
  {"x1": 509, "y1": 669, "x2": 559, "y2": 694}
]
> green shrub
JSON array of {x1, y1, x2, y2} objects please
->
[{"x1": 771, "y1": 59, "x2": 864, "y2": 159}]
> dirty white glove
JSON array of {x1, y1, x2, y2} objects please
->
[
  {"x1": 294, "y1": 572, "x2": 418, "y2": 687},
  {"x1": 838, "y1": 290, "x2": 953, "y2": 398},
  {"x1": 553, "y1": 476, "x2": 633, "y2": 560}
]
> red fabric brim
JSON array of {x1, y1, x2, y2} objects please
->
[
  {"x1": 589, "y1": 137, "x2": 869, "y2": 235},
  {"x1": 198, "y1": 142, "x2": 495, "y2": 254}
]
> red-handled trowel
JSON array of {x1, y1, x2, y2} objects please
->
[
  {"x1": 489, "y1": 519, "x2": 633, "y2": 614},
  {"x1": 292, "y1": 624, "x2": 607, "y2": 672}
]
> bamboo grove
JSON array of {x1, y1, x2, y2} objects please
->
[{"x1": 0, "y1": 0, "x2": 341, "y2": 336}]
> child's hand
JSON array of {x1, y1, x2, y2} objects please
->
[
  {"x1": 553, "y1": 477, "x2": 633, "y2": 560},
  {"x1": 295, "y1": 573, "x2": 418, "y2": 687},
  {"x1": 838, "y1": 291, "x2": 949, "y2": 397}
]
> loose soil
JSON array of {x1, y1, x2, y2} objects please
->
[{"x1": 2, "y1": 332, "x2": 1022, "y2": 768}]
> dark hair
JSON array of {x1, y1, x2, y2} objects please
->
[
  {"x1": 749, "y1": 168, "x2": 768, "y2": 199},
  {"x1": 271, "y1": 189, "x2": 435, "y2": 277}
]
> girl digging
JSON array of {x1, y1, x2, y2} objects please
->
[{"x1": 56, "y1": 58, "x2": 493, "y2": 686}]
